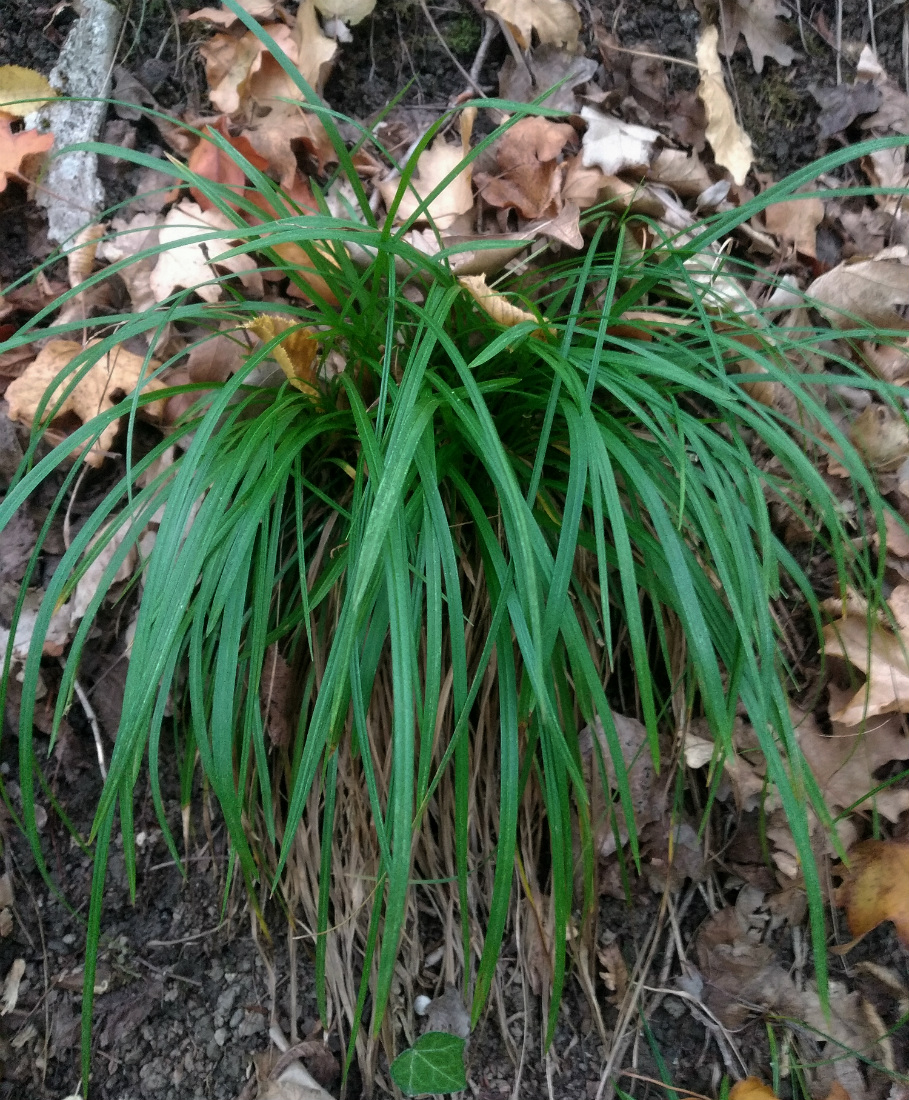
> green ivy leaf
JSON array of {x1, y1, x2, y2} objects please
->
[{"x1": 390, "y1": 1032, "x2": 467, "y2": 1096}]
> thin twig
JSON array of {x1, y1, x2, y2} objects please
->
[
  {"x1": 70, "y1": 670, "x2": 107, "y2": 780},
  {"x1": 470, "y1": 16, "x2": 499, "y2": 86}
]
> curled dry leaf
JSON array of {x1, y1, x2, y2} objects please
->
[
  {"x1": 459, "y1": 274, "x2": 541, "y2": 329},
  {"x1": 6, "y1": 340, "x2": 166, "y2": 467},
  {"x1": 0, "y1": 118, "x2": 54, "y2": 193},
  {"x1": 483, "y1": 0, "x2": 581, "y2": 52},
  {"x1": 807, "y1": 255, "x2": 909, "y2": 331},
  {"x1": 696, "y1": 26, "x2": 754, "y2": 186},
  {"x1": 0, "y1": 65, "x2": 56, "y2": 116},
  {"x1": 580, "y1": 107, "x2": 659, "y2": 177},
  {"x1": 246, "y1": 314, "x2": 320, "y2": 396},
  {"x1": 475, "y1": 115, "x2": 575, "y2": 220},
  {"x1": 835, "y1": 839, "x2": 909, "y2": 946},
  {"x1": 379, "y1": 138, "x2": 473, "y2": 230},
  {"x1": 0, "y1": 959, "x2": 24, "y2": 1015},
  {"x1": 67, "y1": 223, "x2": 105, "y2": 289}
]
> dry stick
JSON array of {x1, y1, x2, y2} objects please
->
[
  {"x1": 70, "y1": 669, "x2": 108, "y2": 780},
  {"x1": 469, "y1": 16, "x2": 500, "y2": 86},
  {"x1": 416, "y1": 0, "x2": 487, "y2": 99}
]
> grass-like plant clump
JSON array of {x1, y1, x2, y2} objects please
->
[{"x1": 2, "y1": 13, "x2": 909, "y2": 1096}]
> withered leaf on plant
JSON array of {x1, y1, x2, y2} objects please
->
[{"x1": 246, "y1": 314, "x2": 320, "y2": 396}]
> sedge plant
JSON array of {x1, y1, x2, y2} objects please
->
[{"x1": 2, "y1": 12, "x2": 909, "y2": 1094}]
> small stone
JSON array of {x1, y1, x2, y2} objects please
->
[{"x1": 213, "y1": 1027, "x2": 227, "y2": 1047}]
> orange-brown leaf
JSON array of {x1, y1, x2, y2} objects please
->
[
  {"x1": 835, "y1": 839, "x2": 909, "y2": 946},
  {"x1": 245, "y1": 314, "x2": 320, "y2": 396},
  {"x1": 729, "y1": 1079, "x2": 780, "y2": 1100},
  {"x1": 0, "y1": 119, "x2": 53, "y2": 193},
  {"x1": 187, "y1": 118, "x2": 270, "y2": 212}
]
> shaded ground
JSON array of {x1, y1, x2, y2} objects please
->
[{"x1": 1, "y1": 2, "x2": 908, "y2": 1099}]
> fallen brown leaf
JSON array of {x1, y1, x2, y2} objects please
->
[
  {"x1": 149, "y1": 201, "x2": 264, "y2": 303},
  {"x1": 0, "y1": 118, "x2": 54, "y2": 192},
  {"x1": 5, "y1": 340, "x2": 166, "y2": 467},
  {"x1": 696, "y1": 26, "x2": 754, "y2": 186},
  {"x1": 808, "y1": 254, "x2": 909, "y2": 331},
  {"x1": 379, "y1": 138, "x2": 474, "y2": 230},
  {"x1": 474, "y1": 115, "x2": 575, "y2": 220},
  {"x1": 459, "y1": 274, "x2": 544, "y2": 330},
  {"x1": 835, "y1": 839, "x2": 909, "y2": 946},
  {"x1": 714, "y1": 0, "x2": 796, "y2": 72},
  {"x1": 764, "y1": 188, "x2": 824, "y2": 258},
  {"x1": 483, "y1": 0, "x2": 580, "y2": 52}
]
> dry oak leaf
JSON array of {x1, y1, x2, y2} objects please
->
[
  {"x1": 246, "y1": 314, "x2": 320, "y2": 396},
  {"x1": 0, "y1": 65, "x2": 55, "y2": 117},
  {"x1": 822, "y1": 585, "x2": 909, "y2": 724},
  {"x1": 483, "y1": 0, "x2": 581, "y2": 51},
  {"x1": 378, "y1": 138, "x2": 473, "y2": 230},
  {"x1": 199, "y1": 29, "x2": 269, "y2": 114},
  {"x1": 580, "y1": 107, "x2": 659, "y2": 177},
  {"x1": 764, "y1": 189, "x2": 824, "y2": 258},
  {"x1": 835, "y1": 839, "x2": 909, "y2": 945},
  {"x1": 696, "y1": 26, "x2": 754, "y2": 186},
  {"x1": 716, "y1": 0, "x2": 796, "y2": 72},
  {"x1": 292, "y1": 0, "x2": 339, "y2": 93},
  {"x1": 807, "y1": 255, "x2": 909, "y2": 331},
  {"x1": 0, "y1": 118, "x2": 53, "y2": 193},
  {"x1": 474, "y1": 115, "x2": 575, "y2": 220},
  {"x1": 149, "y1": 201, "x2": 264, "y2": 304},
  {"x1": 6, "y1": 340, "x2": 166, "y2": 467},
  {"x1": 187, "y1": 118, "x2": 270, "y2": 211}
]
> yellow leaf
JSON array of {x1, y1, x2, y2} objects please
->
[
  {"x1": 0, "y1": 65, "x2": 55, "y2": 117},
  {"x1": 313, "y1": 0, "x2": 375, "y2": 24},
  {"x1": 246, "y1": 315, "x2": 320, "y2": 396},
  {"x1": 696, "y1": 26, "x2": 754, "y2": 185},
  {"x1": 5, "y1": 341, "x2": 165, "y2": 467},
  {"x1": 729, "y1": 1079, "x2": 781, "y2": 1100},
  {"x1": 459, "y1": 274, "x2": 541, "y2": 329},
  {"x1": 835, "y1": 839, "x2": 909, "y2": 946}
]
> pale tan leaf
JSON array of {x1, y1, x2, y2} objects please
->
[
  {"x1": 483, "y1": 0, "x2": 580, "y2": 51},
  {"x1": 835, "y1": 840, "x2": 909, "y2": 946},
  {"x1": 580, "y1": 107, "x2": 659, "y2": 177},
  {"x1": 764, "y1": 189, "x2": 824, "y2": 258},
  {"x1": 474, "y1": 116, "x2": 575, "y2": 220},
  {"x1": 458, "y1": 274, "x2": 540, "y2": 328},
  {"x1": 696, "y1": 26, "x2": 754, "y2": 186},
  {"x1": 379, "y1": 139, "x2": 473, "y2": 230},
  {"x1": 313, "y1": 0, "x2": 375, "y2": 24},
  {"x1": 849, "y1": 403, "x2": 909, "y2": 471},
  {"x1": 808, "y1": 256, "x2": 909, "y2": 331},
  {"x1": 149, "y1": 201, "x2": 263, "y2": 304},
  {"x1": 5, "y1": 340, "x2": 166, "y2": 467},
  {"x1": 293, "y1": 0, "x2": 338, "y2": 92},
  {"x1": 823, "y1": 588, "x2": 909, "y2": 723},
  {"x1": 67, "y1": 223, "x2": 105, "y2": 289},
  {"x1": 648, "y1": 148, "x2": 713, "y2": 197}
]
